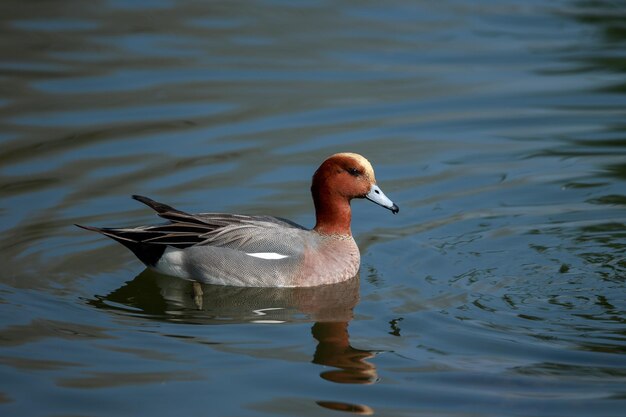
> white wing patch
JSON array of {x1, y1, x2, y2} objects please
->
[
  {"x1": 246, "y1": 252, "x2": 289, "y2": 260},
  {"x1": 252, "y1": 307, "x2": 285, "y2": 324}
]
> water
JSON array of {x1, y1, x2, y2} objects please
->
[{"x1": 1, "y1": 0, "x2": 625, "y2": 415}]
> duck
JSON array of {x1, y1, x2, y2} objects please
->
[{"x1": 77, "y1": 152, "x2": 398, "y2": 287}]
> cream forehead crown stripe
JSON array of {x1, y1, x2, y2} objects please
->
[{"x1": 330, "y1": 152, "x2": 376, "y2": 182}]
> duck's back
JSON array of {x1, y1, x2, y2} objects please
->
[{"x1": 156, "y1": 216, "x2": 360, "y2": 287}]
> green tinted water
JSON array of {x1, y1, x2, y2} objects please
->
[{"x1": 1, "y1": 1, "x2": 625, "y2": 416}]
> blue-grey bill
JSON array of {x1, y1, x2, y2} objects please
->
[{"x1": 366, "y1": 184, "x2": 399, "y2": 214}]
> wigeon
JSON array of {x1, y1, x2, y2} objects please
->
[{"x1": 77, "y1": 152, "x2": 398, "y2": 287}]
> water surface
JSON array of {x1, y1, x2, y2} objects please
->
[{"x1": 1, "y1": 1, "x2": 625, "y2": 416}]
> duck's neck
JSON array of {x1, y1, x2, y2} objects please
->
[{"x1": 312, "y1": 188, "x2": 352, "y2": 236}]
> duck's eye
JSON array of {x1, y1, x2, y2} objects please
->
[{"x1": 347, "y1": 167, "x2": 361, "y2": 176}]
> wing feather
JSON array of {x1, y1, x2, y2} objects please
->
[{"x1": 88, "y1": 196, "x2": 307, "y2": 254}]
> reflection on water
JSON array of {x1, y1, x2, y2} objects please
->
[
  {"x1": 0, "y1": 0, "x2": 625, "y2": 416},
  {"x1": 312, "y1": 321, "x2": 377, "y2": 385},
  {"x1": 93, "y1": 270, "x2": 362, "y2": 323},
  {"x1": 316, "y1": 400, "x2": 374, "y2": 415},
  {"x1": 93, "y1": 272, "x2": 378, "y2": 412},
  {"x1": 95, "y1": 272, "x2": 378, "y2": 380}
]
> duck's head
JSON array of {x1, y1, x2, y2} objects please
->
[{"x1": 311, "y1": 152, "x2": 398, "y2": 234}]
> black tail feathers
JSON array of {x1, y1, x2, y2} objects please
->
[
  {"x1": 75, "y1": 223, "x2": 165, "y2": 266},
  {"x1": 132, "y1": 195, "x2": 182, "y2": 214}
]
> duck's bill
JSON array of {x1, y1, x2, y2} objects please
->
[{"x1": 366, "y1": 184, "x2": 399, "y2": 214}]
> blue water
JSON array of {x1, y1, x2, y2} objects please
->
[{"x1": 1, "y1": 0, "x2": 625, "y2": 416}]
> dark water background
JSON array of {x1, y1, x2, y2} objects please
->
[{"x1": 1, "y1": 1, "x2": 625, "y2": 416}]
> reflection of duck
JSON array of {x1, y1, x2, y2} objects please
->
[
  {"x1": 312, "y1": 321, "x2": 378, "y2": 385},
  {"x1": 92, "y1": 270, "x2": 378, "y2": 386},
  {"x1": 78, "y1": 153, "x2": 398, "y2": 287},
  {"x1": 317, "y1": 401, "x2": 375, "y2": 415},
  {"x1": 95, "y1": 269, "x2": 360, "y2": 323}
]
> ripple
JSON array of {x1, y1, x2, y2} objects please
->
[
  {"x1": 10, "y1": 102, "x2": 235, "y2": 127},
  {"x1": 11, "y1": 19, "x2": 99, "y2": 32},
  {"x1": 1, "y1": 1, "x2": 625, "y2": 416}
]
